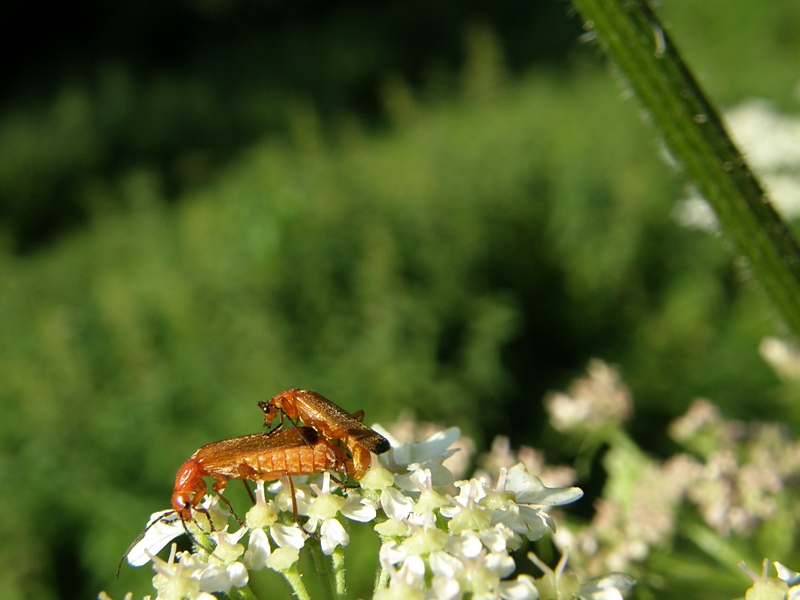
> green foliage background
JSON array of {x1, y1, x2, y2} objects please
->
[{"x1": 1, "y1": 1, "x2": 800, "y2": 598}]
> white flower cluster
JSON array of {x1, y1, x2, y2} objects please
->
[
  {"x1": 367, "y1": 428, "x2": 584, "y2": 600},
  {"x1": 669, "y1": 399, "x2": 800, "y2": 537},
  {"x1": 544, "y1": 360, "x2": 632, "y2": 432},
  {"x1": 123, "y1": 470, "x2": 376, "y2": 599},
  {"x1": 115, "y1": 426, "x2": 634, "y2": 600},
  {"x1": 541, "y1": 363, "x2": 800, "y2": 580}
]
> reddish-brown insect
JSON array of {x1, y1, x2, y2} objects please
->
[
  {"x1": 118, "y1": 426, "x2": 344, "y2": 577},
  {"x1": 171, "y1": 426, "x2": 346, "y2": 520},
  {"x1": 258, "y1": 389, "x2": 390, "y2": 479}
]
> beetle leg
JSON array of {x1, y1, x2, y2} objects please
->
[
  {"x1": 242, "y1": 479, "x2": 256, "y2": 504},
  {"x1": 188, "y1": 505, "x2": 215, "y2": 534},
  {"x1": 211, "y1": 476, "x2": 244, "y2": 527},
  {"x1": 284, "y1": 476, "x2": 317, "y2": 538}
]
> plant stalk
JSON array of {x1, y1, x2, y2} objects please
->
[
  {"x1": 281, "y1": 564, "x2": 312, "y2": 600},
  {"x1": 570, "y1": 0, "x2": 800, "y2": 337},
  {"x1": 309, "y1": 538, "x2": 337, "y2": 600}
]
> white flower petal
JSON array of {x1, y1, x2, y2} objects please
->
[
  {"x1": 776, "y1": 563, "x2": 800, "y2": 586},
  {"x1": 393, "y1": 460, "x2": 457, "y2": 491},
  {"x1": 375, "y1": 517, "x2": 411, "y2": 538},
  {"x1": 392, "y1": 474, "x2": 419, "y2": 492},
  {"x1": 270, "y1": 523, "x2": 306, "y2": 550},
  {"x1": 275, "y1": 483, "x2": 312, "y2": 515},
  {"x1": 210, "y1": 526, "x2": 247, "y2": 551},
  {"x1": 500, "y1": 575, "x2": 538, "y2": 600},
  {"x1": 499, "y1": 505, "x2": 549, "y2": 541},
  {"x1": 208, "y1": 528, "x2": 245, "y2": 565},
  {"x1": 433, "y1": 576, "x2": 461, "y2": 600},
  {"x1": 485, "y1": 552, "x2": 515, "y2": 578},
  {"x1": 579, "y1": 573, "x2": 636, "y2": 600},
  {"x1": 424, "y1": 463, "x2": 456, "y2": 487},
  {"x1": 199, "y1": 564, "x2": 233, "y2": 594},
  {"x1": 405, "y1": 511, "x2": 433, "y2": 527},
  {"x1": 382, "y1": 486, "x2": 414, "y2": 520},
  {"x1": 226, "y1": 561, "x2": 249, "y2": 588},
  {"x1": 479, "y1": 525, "x2": 510, "y2": 553},
  {"x1": 379, "y1": 541, "x2": 407, "y2": 569},
  {"x1": 126, "y1": 511, "x2": 184, "y2": 567},
  {"x1": 429, "y1": 551, "x2": 464, "y2": 578},
  {"x1": 265, "y1": 547, "x2": 300, "y2": 571},
  {"x1": 320, "y1": 518, "x2": 350, "y2": 555},
  {"x1": 385, "y1": 427, "x2": 461, "y2": 467},
  {"x1": 506, "y1": 464, "x2": 583, "y2": 506},
  {"x1": 439, "y1": 505, "x2": 460, "y2": 519},
  {"x1": 408, "y1": 465, "x2": 434, "y2": 488},
  {"x1": 398, "y1": 555, "x2": 426, "y2": 587},
  {"x1": 447, "y1": 532, "x2": 483, "y2": 559},
  {"x1": 243, "y1": 528, "x2": 271, "y2": 570},
  {"x1": 179, "y1": 550, "x2": 207, "y2": 571},
  {"x1": 342, "y1": 494, "x2": 377, "y2": 522},
  {"x1": 453, "y1": 479, "x2": 487, "y2": 505}
]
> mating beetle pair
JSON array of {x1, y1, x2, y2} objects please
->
[
  {"x1": 119, "y1": 389, "x2": 389, "y2": 576},
  {"x1": 170, "y1": 389, "x2": 390, "y2": 522}
]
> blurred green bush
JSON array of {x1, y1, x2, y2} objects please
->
[{"x1": 1, "y1": 1, "x2": 799, "y2": 598}]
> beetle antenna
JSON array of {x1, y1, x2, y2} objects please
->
[{"x1": 116, "y1": 511, "x2": 176, "y2": 579}]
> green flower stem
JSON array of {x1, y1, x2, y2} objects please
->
[
  {"x1": 374, "y1": 563, "x2": 390, "y2": 595},
  {"x1": 227, "y1": 586, "x2": 259, "y2": 600},
  {"x1": 309, "y1": 538, "x2": 337, "y2": 600},
  {"x1": 569, "y1": 0, "x2": 800, "y2": 337},
  {"x1": 331, "y1": 546, "x2": 347, "y2": 598},
  {"x1": 280, "y1": 564, "x2": 312, "y2": 600}
]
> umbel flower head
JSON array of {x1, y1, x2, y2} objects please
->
[{"x1": 112, "y1": 423, "x2": 633, "y2": 600}]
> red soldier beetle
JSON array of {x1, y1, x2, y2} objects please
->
[
  {"x1": 258, "y1": 389, "x2": 390, "y2": 480},
  {"x1": 170, "y1": 425, "x2": 347, "y2": 522},
  {"x1": 118, "y1": 426, "x2": 345, "y2": 577}
]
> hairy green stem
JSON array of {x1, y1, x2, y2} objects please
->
[
  {"x1": 227, "y1": 586, "x2": 259, "y2": 600},
  {"x1": 374, "y1": 563, "x2": 390, "y2": 595},
  {"x1": 309, "y1": 538, "x2": 337, "y2": 600},
  {"x1": 570, "y1": 0, "x2": 800, "y2": 337},
  {"x1": 331, "y1": 546, "x2": 347, "y2": 598},
  {"x1": 280, "y1": 564, "x2": 312, "y2": 600}
]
